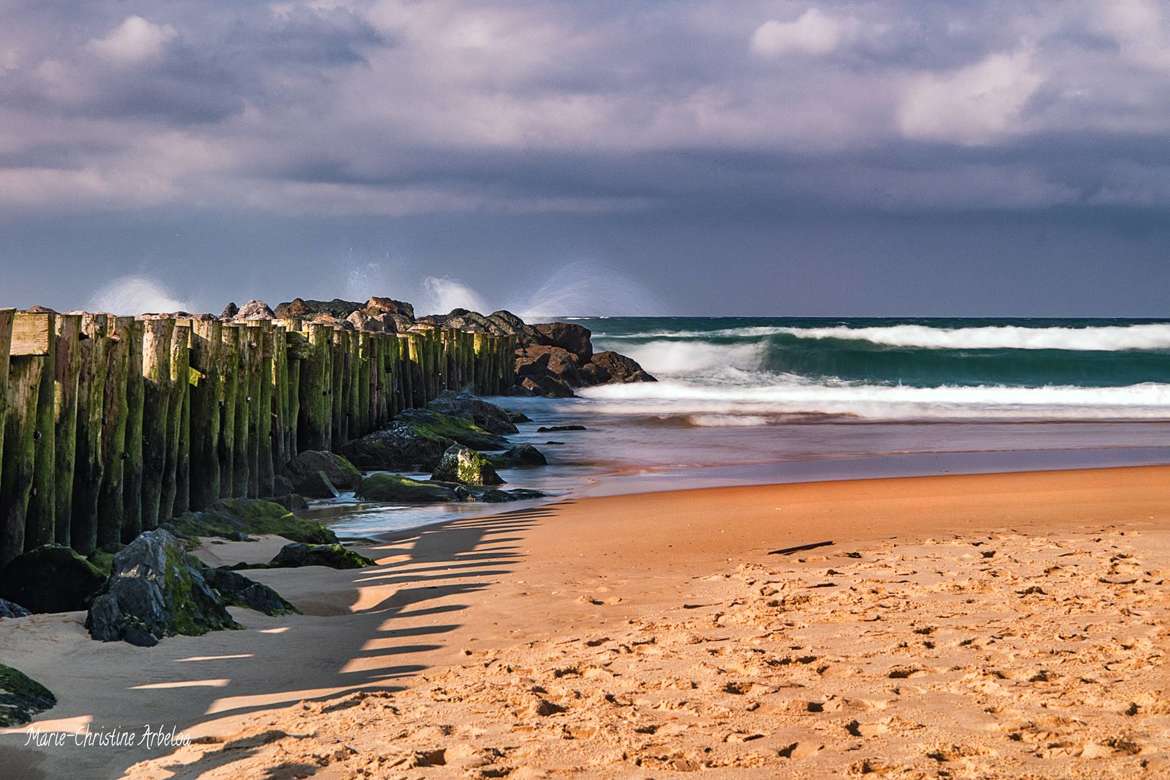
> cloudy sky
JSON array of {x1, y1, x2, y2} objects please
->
[{"x1": 1, "y1": 0, "x2": 1169, "y2": 316}]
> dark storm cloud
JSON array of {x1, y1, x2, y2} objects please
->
[{"x1": 1, "y1": 1, "x2": 1169, "y2": 314}]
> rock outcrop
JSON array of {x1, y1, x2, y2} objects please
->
[
  {"x1": 0, "y1": 664, "x2": 56, "y2": 727},
  {"x1": 269, "y1": 543, "x2": 374, "y2": 570},
  {"x1": 357, "y1": 473, "x2": 463, "y2": 503},
  {"x1": 0, "y1": 545, "x2": 107, "y2": 613},
  {"x1": 0, "y1": 599, "x2": 30, "y2": 619},
  {"x1": 87, "y1": 530, "x2": 240, "y2": 647},
  {"x1": 201, "y1": 567, "x2": 299, "y2": 615},
  {"x1": 339, "y1": 410, "x2": 509, "y2": 471},
  {"x1": 166, "y1": 499, "x2": 337, "y2": 545},
  {"x1": 281, "y1": 451, "x2": 362, "y2": 498},
  {"x1": 427, "y1": 391, "x2": 519, "y2": 435},
  {"x1": 581, "y1": 350, "x2": 657, "y2": 384},
  {"x1": 510, "y1": 321, "x2": 655, "y2": 397},
  {"x1": 431, "y1": 444, "x2": 505, "y2": 486},
  {"x1": 533, "y1": 322, "x2": 593, "y2": 363},
  {"x1": 491, "y1": 444, "x2": 548, "y2": 468}
]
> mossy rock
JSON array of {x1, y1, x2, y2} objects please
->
[
  {"x1": 489, "y1": 443, "x2": 547, "y2": 468},
  {"x1": 432, "y1": 444, "x2": 505, "y2": 486},
  {"x1": 269, "y1": 543, "x2": 374, "y2": 570},
  {"x1": 87, "y1": 529, "x2": 241, "y2": 647},
  {"x1": 202, "y1": 567, "x2": 299, "y2": 616},
  {"x1": 166, "y1": 498, "x2": 337, "y2": 545},
  {"x1": 0, "y1": 664, "x2": 56, "y2": 727},
  {"x1": 356, "y1": 473, "x2": 462, "y2": 503},
  {"x1": 339, "y1": 410, "x2": 509, "y2": 472},
  {"x1": 281, "y1": 451, "x2": 362, "y2": 498},
  {"x1": 0, "y1": 545, "x2": 107, "y2": 614}
]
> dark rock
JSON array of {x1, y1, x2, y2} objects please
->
[
  {"x1": 427, "y1": 391, "x2": 518, "y2": 434},
  {"x1": 432, "y1": 444, "x2": 505, "y2": 486},
  {"x1": 357, "y1": 473, "x2": 463, "y2": 503},
  {"x1": 0, "y1": 664, "x2": 56, "y2": 727},
  {"x1": 518, "y1": 375, "x2": 574, "y2": 398},
  {"x1": 517, "y1": 345, "x2": 582, "y2": 386},
  {"x1": 166, "y1": 498, "x2": 338, "y2": 545},
  {"x1": 486, "y1": 310, "x2": 536, "y2": 342},
  {"x1": 491, "y1": 444, "x2": 548, "y2": 468},
  {"x1": 0, "y1": 545, "x2": 107, "y2": 614},
  {"x1": 0, "y1": 599, "x2": 30, "y2": 619},
  {"x1": 220, "y1": 302, "x2": 240, "y2": 319},
  {"x1": 537, "y1": 425, "x2": 586, "y2": 433},
  {"x1": 281, "y1": 451, "x2": 361, "y2": 498},
  {"x1": 271, "y1": 474, "x2": 295, "y2": 497},
  {"x1": 274, "y1": 297, "x2": 364, "y2": 321},
  {"x1": 533, "y1": 322, "x2": 593, "y2": 363},
  {"x1": 339, "y1": 409, "x2": 509, "y2": 471},
  {"x1": 202, "y1": 567, "x2": 298, "y2": 615},
  {"x1": 271, "y1": 493, "x2": 309, "y2": 512},
  {"x1": 269, "y1": 543, "x2": 374, "y2": 570},
  {"x1": 86, "y1": 530, "x2": 241, "y2": 646},
  {"x1": 364, "y1": 296, "x2": 415, "y2": 322},
  {"x1": 508, "y1": 410, "x2": 532, "y2": 423},
  {"x1": 473, "y1": 488, "x2": 547, "y2": 503},
  {"x1": 581, "y1": 351, "x2": 657, "y2": 385}
]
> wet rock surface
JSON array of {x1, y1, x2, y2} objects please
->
[
  {"x1": 86, "y1": 529, "x2": 241, "y2": 647},
  {"x1": 268, "y1": 543, "x2": 374, "y2": 570},
  {"x1": 340, "y1": 410, "x2": 509, "y2": 471},
  {"x1": 0, "y1": 664, "x2": 56, "y2": 727},
  {"x1": 281, "y1": 451, "x2": 362, "y2": 498},
  {"x1": 0, "y1": 545, "x2": 107, "y2": 614},
  {"x1": 166, "y1": 499, "x2": 337, "y2": 545},
  {"x1": 432, "y1": 444, "x2": 505, "y2": 486}
]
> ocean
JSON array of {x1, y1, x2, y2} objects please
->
[{"x1": 326, "y1": 317, "x2": 1170, "y2": 537}]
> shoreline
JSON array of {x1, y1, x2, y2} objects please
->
[{"x1": 2, "y1": 464, "x2": 1169, "y2": 777}]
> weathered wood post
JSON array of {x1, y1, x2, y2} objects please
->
[
  {"x1": 235, "y1": 325, "x2": 254, "y2": 498},
  {"x1": 122, "y1": 320, "x2": 144, "y2": 542},
  {"x1": 189, "y1": 320, "x2": 222, "y2": 510},
  {"x1": 218, "y1": 325, "x2": 239, "y2": 498},
  {"x1": 140, "y1": 318, "x2": 173, "y2": 530},
  {"x1": 23, "y1": 312, "x2": 57, "y2": 550},
  {"x1": 95, "y1": 316, "x2": 131, "y2": 549},
  {"x1": 299, "y1": 323, "x2": 329, "y2": 451},
  {"x1": 71, "y1": 314, "x2": 108, "y2": 551},
  {"x1": 252, "y1": 322, "x2": 274, "y2": 498},
  {"x1": 160, "y1": 321, "x2": 190, "y2": 520},
  {"x1": 282, "y1": 322, "x2": 305, "y2": 457},
  {"x1": 0, "y1": 309, "x2": 11, "y2": 502},
  {"x1": 51, "y1": 315, "x2": 81, "y2": 545},
  {"x1": 397, "y1": 334, "x2": 412, "y2": 410},
  {"x1": 2, "y1": 313, "x2": 52, "y2": 561}
]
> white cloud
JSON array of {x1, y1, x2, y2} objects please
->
[
  {"x1": 88, "y1": 16, "x2": 177, "y2": 64},
  {"x1": 898, "y1": 50, "x2": 1043, "y2": 145},
  {"x1": 750, "y1": 9, "x2": 845, "y2": 58}
]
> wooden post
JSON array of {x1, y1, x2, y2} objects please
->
[
  {"x1": 160, "y1": 322, "x2": 189, "y2": 520},
  {"x1": 347, "y1": 330, "x2": 361, "y2": 439},
  {"x1": 271, "y1": 324, "x2": 288, "y2": 479},
  {"x1": 397, "y1": 335, "x2": 412, "y2": 411},
  {"x1": 329, "y1": 330, "x2": 344, "y2": 449},
  {"x1": 71, "y1": 314, "x2": 108, "y2": 551},
  {"x1": 252, "y1": 323, "x2": 274, "y2": 497},
  {"x1": 299, "y1": 323, "x2": 329, "y2": 451},
  {"x1": 95, "y1": 317, "x2": 130, "y2": 550},
  {"x1": 284, "y1": 324, "x2": 304, "y2": 457},
  {"x1": 218, "y1": 325, "x2": 239, "y2": 498},
  {"x1": 0, "y1": 311, "x2": 9, "y2": 558},
  {"x1": 234, "y1": 326, "x2": 252, "y2": 498},
  {"x1": 140, "y1": 318, "x2": 172, "y2": 530},
  {"x1": 0, "y1": 338, "x2": 43, "y2": 565},
  {"x1": 50, "y1": 315, "x2": 81, "y2": 545},
  {"x1": 22, "y1": 312, "x2": 57, "y2": 550},
  {"x1": 122, "y1": 320, "x2": 144, "y2": 542},
  {"x1": 189, "y1": 320, "x2": 221, "y2": 510}
]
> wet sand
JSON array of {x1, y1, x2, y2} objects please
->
[{"x1": 2, "y1": 465, "x2": 1169, "y2": 778}]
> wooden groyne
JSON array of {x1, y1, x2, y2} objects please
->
[{"x1": 0, "y1": 310, "x2": 515, "y2": 566}]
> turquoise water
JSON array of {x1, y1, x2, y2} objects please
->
[{"x1": 327, "y1": 317, "x2": 1170, "y2": 538}]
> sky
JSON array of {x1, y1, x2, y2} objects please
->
[{"x1": 1, "y1": 0, "x2": 1169, "y2": 317}]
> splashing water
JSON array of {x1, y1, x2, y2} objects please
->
[{"x1": 89, "y1": 275, "x2": 192, "y2": 314}]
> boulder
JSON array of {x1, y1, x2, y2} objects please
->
[
  {"x1": 365, "y1": 296, "x2": 415, "y2": 321},
  {"x1": 0, "y1": 665, "x2": 56, "y2": 727},
  {"x1": 234, "y1": 299, "x2": 275, "y2": 321},
  {"x1": 432, "y1": 444, "x2": 505, "y2": 486},
  {"x1": 475, "y1": 488, "x2": 547, "y2": 503},
  {"x1": 533, "y1": 322, "x2": 593, "y2": 363},
  {"x1": 86, "y1": 530, "x2": 241, "y2": 647},
  {"x1": 516, "y1": 345, "x2": 582, "y2": 387},
  {"x1": 166, "y1": 498, "x2": 337, "y2": 545},
  {"x1": 269, "y1": 543, "x2": 374, "y2": 570},
  {"x1": 339, "y1": 409, "x2": 509, "y2": 471},
  {"x1": 202, "y1": 567, "x2": 298, "y2": 615},
  {"x1": 581, "y1": 351, "x2": 656, "y2": 385},
  {"x1": 491, "y1": 444, "x2": 548, "y2": 468},
  {"x1": 518, "y1": 375, "x2": 574, "y2": 398},
  {"x1": 0, "y1": 545, "x2": 107, "y2": 614},
  {"x1": 274, "y1": 297, "x2": 364, "y2": 321},
  {"x1": 281, "y1": 451, "x2": 362, "y2": 498},
  {"x1": 537, "y1": 424, "x2": 586, "y2": 433},
  {"x1": 0, "y1": 599, "x2": 30, "y2": 619},
  {"x1": 427, "y1": 391, "x2": 519, "y2": 434},
  {"x1": 486, "y1": 310, "x2": 536, "y2": 342},
  {"x1": 220, "y1": 302, "x2": 240, "y2": 319},
  {"x1": 357, "y1": 473, "x2": 464, "y2": 503}
]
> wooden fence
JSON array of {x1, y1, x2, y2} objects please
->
[{"x1": 0, "y1": 310, "x2": 515, "y2": 566}]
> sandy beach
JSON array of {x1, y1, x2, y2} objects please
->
[{"x1": 0, "y1": 464, "x2": 1166, "y2": 778}]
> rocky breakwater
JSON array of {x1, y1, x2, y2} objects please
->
[{"x1": 511, "y1": 321, "x2": 655, "y2": 397}]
